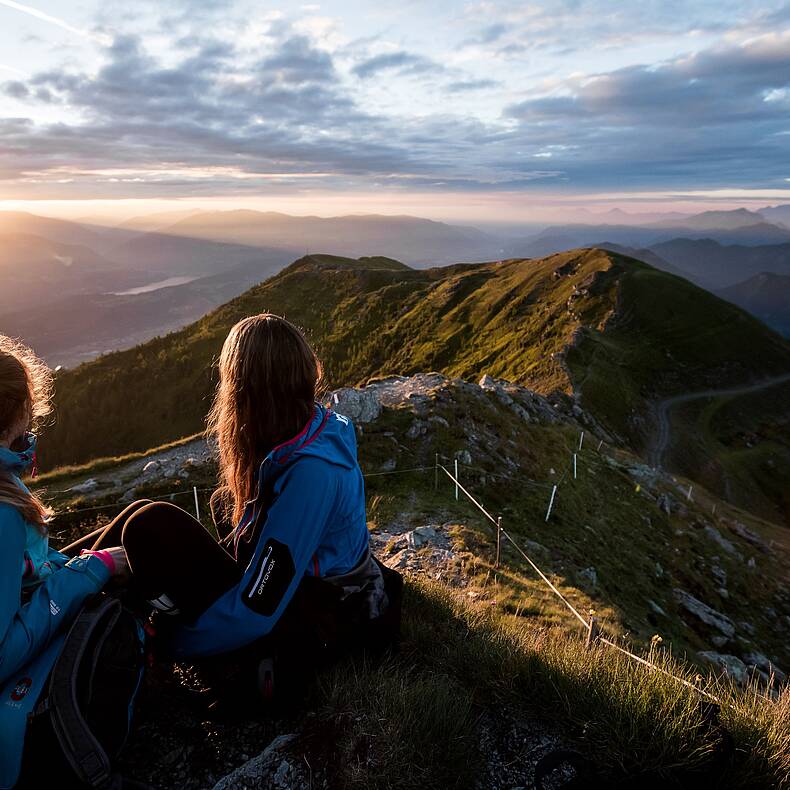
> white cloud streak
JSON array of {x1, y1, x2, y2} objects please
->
[
  {"x1": 0, "y1": 62, "x2": 28, "y2": 76},
  {"x1": 0, "y1": 0, "x2": 110, "y2": 44}
]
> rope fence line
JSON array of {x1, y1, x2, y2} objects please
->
[
  {"x1": 437, "y1": 464, "x2": 499, "y2": 529},
  {"x1": 436, "y1": 458, "x2": 724, "y2": 704},
  {"x1": 439, "y1": 463, "x2": 589, "y2": 629},
  {"x1": 599, "y1": 636, "x2": 719, "y2": 703},
  {"x1": 362, "y1": 465, "x2": 432, "y2": 478}
]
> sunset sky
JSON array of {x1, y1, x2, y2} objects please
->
[{"x1": 1, "y1": 0, "x2": 790, "y2": 223}]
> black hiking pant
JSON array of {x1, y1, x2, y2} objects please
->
[{"x1": 63, "y1": 500, "x2": 241, "y2": 620}]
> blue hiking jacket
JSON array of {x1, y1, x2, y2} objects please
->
[
  {"x1": 171, "y1": 405, "x2": 369, "y2": 657},
  {"x1": 0, "y1": 434, "x2": 110, "y2": 789}
]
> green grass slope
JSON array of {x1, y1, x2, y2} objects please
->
[{"x1": 41, "y1": 249, "x2": 790, "y2": 521}]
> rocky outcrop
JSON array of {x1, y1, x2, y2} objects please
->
[
  {"x1": 212, "y1": 735, "x2": 312, "y2": 790},
  {"x1": 725, "y1": 520, "x2": 772, "y2": 554},
  {"x1": 332, "y1": 372, "x2": 575, "y2": 433},
  {"x1": 697, "y1": 652, "x2": 748, "y2": 685},
  {"x1": 673, "y1": 589, "x2": 735, "y2": 641},
  {"x1": 330, "y1": 386, "x2": 383, "y2": 424}
]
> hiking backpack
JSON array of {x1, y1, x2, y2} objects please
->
[{"x1": 19, "y1": 593, "x2": 146, "y2": 789}]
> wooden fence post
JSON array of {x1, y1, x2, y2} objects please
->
[{"x1": 586, "y1": 615, "x2": 600, "y2": 649}]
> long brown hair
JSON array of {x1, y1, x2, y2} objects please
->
[
  {"x1": 0, "y1": 335, "x2": 53, "y2": 530},
  {"x1": 207, "y1": 314, "x2": 324, "y2": 526}
]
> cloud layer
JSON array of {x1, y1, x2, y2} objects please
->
[{"x1": 1, "y1": 1, "x2": 789, "y2": 200}]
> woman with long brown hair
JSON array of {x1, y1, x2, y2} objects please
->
[{"x1": 66, "y1": 314, "x2": 398, "y2": 704}]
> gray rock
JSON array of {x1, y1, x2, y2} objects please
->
[
  {"x1": 647, "y1": 599, "x2": 667, "y2": 617},
  {"x1": 119, "y1": 487, "x2": 137, "y2": 504},
  {"x1": 711, "y1": 565, "x2": 727, "y2": 587},
  {"x1": 406, "y1": 420, "x2": 425, "y2": 439},
  {"x1": 738, "y1": 620, "x2": 756, "y2": 636},
  {"x1": 379, "y1": 458, "x2": 396, "y2": 472},
  {"x1": 577, "y1": 567, "x2": 598, "y2": 590},
  {"x1": 387, "y1": 549, "x2": 412, "y2": 569},
  {"x1": 703, "y1": 526, "x2": 739, "y2": 556},
  {"x1": 406, "y1": 525, "x2": 438, "y2": 549},
  {"x1": 727, "y1": 521, "x2": 771, "y2": 554},
  {"x1": 70, "y1": 478, "x2": 98, "y2": 493},
  {"x1": 657, "y1": 493, "x2": 676, "y2": 516},
  {"x1": 212, "y1": 734, "x2": 308, "y2": 790},
  {"x1": 142, "y1": 460, "x2": 160, "y2": 475},
  {"x1": 743, "y1": 652, "x2": 786, "y2": 683},
  {"x1": 331, "y1": 387, "x2": 382, "y2": 423},
  {"x1": 673, "y1": 589, "x2": 735, "y2": 638},
  {"x1": 524, "y1": 539, "x2": 549, "y2": 557},
  {"x1": 698, "y1": 652, "x2": 748, "y2": 685},
  {"x1": 456, "y1": 449, "x2": 472, "y2": 466}
]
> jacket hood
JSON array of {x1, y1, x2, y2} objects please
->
[
  {"x1": 0, "y1": 432, "x2": 36, "y2": 476},
  {"x1": 267, "y1": 404, "x2": 357, "y2": 473}
]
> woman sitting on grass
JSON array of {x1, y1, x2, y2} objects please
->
[
  {"x1": 66, "y1": 314, "x2": 398, "y2": 708},
  {"x1": 0, "y1": 337, "x2": 129, "y2": 787}
]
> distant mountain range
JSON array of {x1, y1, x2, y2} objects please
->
[
  {"x1": 649, "y1": 238, "x2": 790, "y2": 289},
  {"x1": 759, "y1": 204, "x2": 790, "y2": 228},
  {"x1": 4, "y1": 206, "x2": 790, "y2": 366},
  {"x1": 508, "y1": 219, "x2": 790, "y2": 260},
  {"x1": 146, "y1": 209, "x2": 503, "y2": 265},
  {"x1": 40, "y1": 248, "x2": 790, "y2": 525},
  {"x1": 716, "y1": 273, "x2": 790, "y2": 338}
]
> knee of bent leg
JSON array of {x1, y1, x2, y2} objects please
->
[{"x1": 121, "y1": 500, "x2": 185, "y2": 546}]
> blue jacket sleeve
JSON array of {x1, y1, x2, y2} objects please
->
[
  {"x1": 171, "y1": 458, "x2": 337, "y2": 657},
  {"x1": 0, "y1": 505, "x2": 111, "y2": 685}
]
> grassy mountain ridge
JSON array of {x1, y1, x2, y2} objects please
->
[{"x1": 42, "y1": 248, "x2": 790, "y2": 522}]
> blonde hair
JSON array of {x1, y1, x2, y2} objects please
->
[
  {"x1": 0, "y1": 335, "x2": 53, "y2": 530},
  {"x1": 207, "y1": 314, "x2": 323, "y2": 527}
]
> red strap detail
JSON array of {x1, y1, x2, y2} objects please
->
[
  {"x1": 312, "y1": 554, "x2": 320, "y2": 577},
  {"x1": 271, "y1": 406, "x2": 317, "y2": 454},
  {"x1": 278, "y1": 408, "x2": 331, "y2": 465}
]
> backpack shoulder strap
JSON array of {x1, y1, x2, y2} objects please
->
[{"x1": 47, "y1": 595, "x2": 122, "y2": 789}]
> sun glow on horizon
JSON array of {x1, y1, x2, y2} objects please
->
[{"x1": 2, "y1": 187, "x2": 790, "y2": 228}]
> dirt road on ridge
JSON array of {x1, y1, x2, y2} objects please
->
[{"x1": 648, "y1": 373, "x2": 790, "y2": 469}]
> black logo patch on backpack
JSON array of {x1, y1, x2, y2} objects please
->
[{"x1": 244, "y1": 538, "x2": 295, "y2": 616}]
